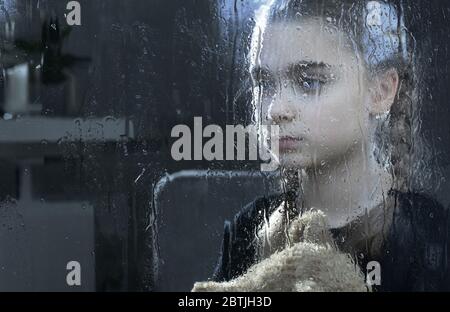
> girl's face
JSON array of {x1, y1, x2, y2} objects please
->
[{"x1": 253, "y1": 19, "x2": 372, "y2": 169}]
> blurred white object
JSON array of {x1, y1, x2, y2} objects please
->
[
  {"x1": 364, "y1": 1, "x2": 407, "y2": 66},
  {"x1": 4, "y1": 63, "x2": 29, "y2": 114}
]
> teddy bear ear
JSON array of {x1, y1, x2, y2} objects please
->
[{"x1": 288, "y1": 210, "x2": 334, "y2": 245}]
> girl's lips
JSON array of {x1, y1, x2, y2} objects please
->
[{"x1": 278, "y1": 136, "x2": 302, "y2": 152}]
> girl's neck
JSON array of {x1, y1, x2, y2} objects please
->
[{"x1": 283, "y1": 142, "x2": 393, "y2": 228}]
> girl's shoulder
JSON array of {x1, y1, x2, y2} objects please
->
[
  {"x1": 380, "y1": 190, "x2": 450, "y2": 291},
  {"x1": 212, "y1": 191, "x2": 292, "y2": 282},
  {"x1": 388, "y1": 190, "x2": 448, "y2": 248}
]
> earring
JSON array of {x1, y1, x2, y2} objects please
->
[{"x1": 375, "y1": 110, "x2": 390, "y2": 120}]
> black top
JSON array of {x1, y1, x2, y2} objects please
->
[{"x1": 212, "y1": 190, "x2": 450, "y2": 291}]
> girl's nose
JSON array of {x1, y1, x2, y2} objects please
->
[{"x1": 268, "y1": 96, "x2": 297, "y2": 124}]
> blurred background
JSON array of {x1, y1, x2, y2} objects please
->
[{"x1": 0, "y1": 0, "x2": 449, "y2": 291}]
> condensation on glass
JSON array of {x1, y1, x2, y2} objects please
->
[{"x1": 0, "y1": 0, "x2": 448, "y2": 292}]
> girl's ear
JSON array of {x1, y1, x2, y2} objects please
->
[{"x1": 369, "y1": 68, "x2": 399, "y2": 115}]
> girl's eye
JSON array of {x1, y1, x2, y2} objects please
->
[
  {"x1": 294, "y1": 75, "x2": 327, "y2": 95},
  {"x1": 254, "y1": 71, "x2": 276, "y2": 95},
  {"x1": 301, "y1": 77, "x2": 326, "y2": 93},
  {"x1": 261, "y1": 78, "x2": 275, "y2": 90}
]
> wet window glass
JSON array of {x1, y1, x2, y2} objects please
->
[{"x1": 0, "y1": 0, "x2": 450, "y2": 292}]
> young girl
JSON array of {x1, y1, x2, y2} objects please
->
[{"x1": 193, "y1": 0, "x2": 450, "y2": 291}]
